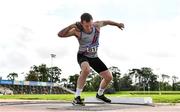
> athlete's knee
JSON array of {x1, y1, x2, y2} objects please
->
[
  {"x1": 100, "y1": 70, "x2": 113, "y2": 82},
  {"x1": 106, "y1": 72, "x2": 113, "y2": 82},
  {"x1": 81, "y1": 62, "x2": 90, "y2": 76},
  {"x1": 81, "y1": 68, "x2": 90, "y2": 77},
  {"x1": 81, "y1": 67, "x2": 90, "y2": 78}
]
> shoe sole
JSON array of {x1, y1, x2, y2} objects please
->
[
  {"x1": 96, "y1": 97, "x2": 111, "y2": 103},
  {"x1": 72, "y1": 101, "x2": 85, "y2": 106}
]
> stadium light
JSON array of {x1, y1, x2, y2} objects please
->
[{"x1": 50, "y1": 53, "x2": 56, "y2": 94}]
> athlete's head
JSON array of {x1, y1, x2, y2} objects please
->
[{"x1": 80, "y1": 13, "x2": 93, "y2": 33}]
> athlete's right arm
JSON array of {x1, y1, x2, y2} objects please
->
[{"x1": 58, "y1": 23, "x2": 77, "y2": 38}]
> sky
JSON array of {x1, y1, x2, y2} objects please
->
[{"x1": 0, "y1": 0, "x2": 180, "y2": 81}]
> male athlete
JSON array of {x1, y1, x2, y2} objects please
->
[{"x1": 58, "y1": 13, "x2": 124, "y2": 105}]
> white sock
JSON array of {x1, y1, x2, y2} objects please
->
[
  {"x1": 98, "y1": 88, "x2": 105, "y2": 96},
  {"x1": 75, "y1": 88, "x2": 82, "y2": 97}
]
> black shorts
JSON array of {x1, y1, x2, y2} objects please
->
[{"x1": 77, "y1": 53, "x2": 108, "y2": 73}]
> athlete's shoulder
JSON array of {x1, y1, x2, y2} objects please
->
[
  {"x1": 93, "y1": 21, "x2": 100, "y2": 26},
  {"x1": 94, "y1": 21, "x2": 106, "y2": 28},
  {"x1": 93, "y1": 21, "x2": 101, "y2": 31}
]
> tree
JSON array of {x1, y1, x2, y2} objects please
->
[
  {"x1": 129, "y1": 67, "x2": 158, "y2": 91},
  {"x1": 25, "y1": 64, "x2": 46, "y2": 81},
  {"x1": 162, "y1": 74, "x2": 170, "y2": 82},
  {"x1": 49, "y1": 66, "x2": 62, "y2": 83},
  {"x1": 141, "y1": 67, "x2": 158, "y2": 91},
  {"x1": 172, "y1": 75, "x2": 178, "y2": 91},
  {"x1": 119, "y1": 73, "x2": 133, "y2": 91},
  {"x1": 38, "y1": 64, "x2": 49, "y2": 82},
  {"x1": 68, "y1": 74, "x2": 79, "y2": 91},
  {"x1": 7, "y1": 72, "x2": 18, "y2": 81},
  {"x1": 129, "y1": 68, "x2": 142, "y2": 91},
  {"x1": 147, "y1": 73, "x2": 159, "y2": 91},
  {"x1": 161, "y1": 74, "x2": 171, "y2": 91},
  {"x1": 176, "y1": 81, "x2": 180, "y2": 90},
  {"x1": 25, "y1": 64, "x2": 62, "y2": 82},
  {"x1": 25, "y1": 70, "x2": 39, "y2": 81}
]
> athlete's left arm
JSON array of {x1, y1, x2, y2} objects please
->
[{"x1": 94, "y1": 21, "x2": 124, "y2": 30}]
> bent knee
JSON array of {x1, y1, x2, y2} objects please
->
[
  {"x1": 82, "y1": 67, "x2": 90, "y2": 75},
  {"x1": 100, "y1": 70, "x2": 113, "y2": 81},
  {"x1": 106, "y1": 73, "x2": 113, "y2": 81},
  {"x1": 81, "y1": 62, "x2": 90, "y2": 76}
]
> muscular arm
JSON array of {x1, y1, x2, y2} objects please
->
[
  {"x1": 94, "y1": 20, "x2": 124, "y2": 30},
  {"x1": 58, "y1": 23, "x2": 78, "y2": 38}
]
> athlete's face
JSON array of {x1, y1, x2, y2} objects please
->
[{"x1": 81, "y1": 20, "x2": 93, "y2": 33}]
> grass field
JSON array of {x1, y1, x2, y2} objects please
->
[{"x1": 1, "y1": 91, "x2": 180, "y2": 103}]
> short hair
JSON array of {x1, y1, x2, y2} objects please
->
[{"x1": 80, "y1": 13, "x2": 93, "y2": 22}]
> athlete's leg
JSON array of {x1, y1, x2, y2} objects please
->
[
  {"x1": 99, "y1": 70, "x2": 113, "y2": 93},
  {"x1": 75, "y1": 61, "x2": 90, "y2": 97},
  {"x1": 88, "y1": 57, "x2": 113, "y2": 97},
  {"x1": 90, "y1": 58, "x2": 112, "y2": 103},
  {"x1": 77, "y1": 61, "x2": 90, "y2": 89},
  {"x1": 73, "y1": 54, "x2": 90, "y2": 105},
  {"x1": 75, "y1": 54, "x2": 91, "y2": 97}
]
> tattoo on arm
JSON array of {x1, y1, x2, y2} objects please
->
[
  {"x1": 104, "y1": 21, "x2": 118, "y2": 26},
  {"x1": 58, "y1": 24, "x2": 77, "y2": 37},
  {"x1": 94, "y1": 21, "x2": 106, "y2": 28},
  {"x1": 94, "y1": 21, "x2": 117, "y2": 28}
]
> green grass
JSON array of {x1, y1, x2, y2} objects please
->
[{"x1": 1, "y1": 91, "x2": 180, "y2": 103}]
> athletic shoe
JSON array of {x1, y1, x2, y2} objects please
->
[
  {"x1": 96, "y1": 93, "x2": 111, "y2": 103},
  {"x1": 72, "y1": 96, "x2": 85, "y2": 106}
]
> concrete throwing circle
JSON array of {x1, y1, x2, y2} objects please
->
[
  {"x1": 0, "y1": 102, "x2": 148, "y2": 112},
  {"x1": 1, "y1": 101, "x2": 180, "y2": 112},
  {"x1": 46, "y1": 103, "x2": 144, "y2": 111}
]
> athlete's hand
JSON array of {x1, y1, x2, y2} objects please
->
[
  {"x1": 68, "y1": 22, "x2": 81, "y2": 32},
  {"x1": 75, "y1": 22, "x2": 83, "y2": 31},
  {"x1": 117, "y1": 23, "x2": 124, "y2": 30}
]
